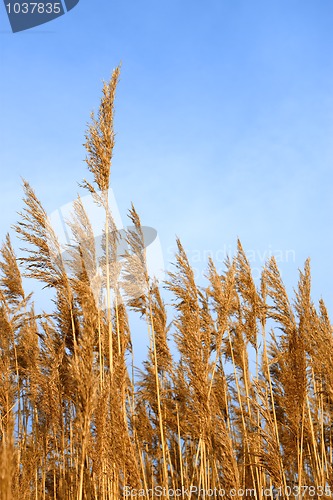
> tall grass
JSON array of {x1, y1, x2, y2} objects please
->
[{"x1": 0, "y1": 68, "x2": 332, "y2": 499}]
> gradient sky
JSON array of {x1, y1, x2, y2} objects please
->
[{"x1": 1, "y1": 0, "x2": 332, "y2": 322}]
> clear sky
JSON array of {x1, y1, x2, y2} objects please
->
[{"x1": 1, "y1": 0, "x2": 333, "y2": 318}]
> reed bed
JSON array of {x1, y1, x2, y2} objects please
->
[{"x1": 0, "y1": 68, "x2": 332, "y2": 500}]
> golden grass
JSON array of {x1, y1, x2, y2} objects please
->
[{"x1": 0, "y1": 68, "x2": 332, "y2": 499}]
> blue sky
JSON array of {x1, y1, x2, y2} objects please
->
[{"x1": 1, "y1": 0, "x2": 333, "y2": 320}]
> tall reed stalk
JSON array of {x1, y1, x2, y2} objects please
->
[{"x1": 0, "y1": 68, "x2": 332, "y2": 499}]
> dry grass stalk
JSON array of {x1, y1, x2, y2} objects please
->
[{"x1": 0, "y1": 69, "x2": 332, "y2": 499}]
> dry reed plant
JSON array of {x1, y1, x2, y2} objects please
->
[{"x1": 0, "y1": 67, "x2": 332, "y2": 500}]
